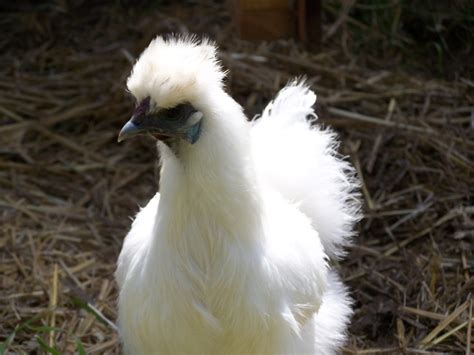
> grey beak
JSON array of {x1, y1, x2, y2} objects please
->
[{"x1": 118, "y1": 119, "x2": 141, "y2": 142}]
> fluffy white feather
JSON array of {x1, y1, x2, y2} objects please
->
[
  {"x1": 251, "y1": 81, "x2": 360, "y2": 258},
  {"x1": 127, "y1": 35, "x2": 225, "y2": 109},
  {"x1": 116, "y1": 35, "x2": 359, "y2": 354}
]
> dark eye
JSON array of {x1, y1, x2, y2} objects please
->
[
  {"x1": 165, "y1": 106, "x2": 182, "y2": 119},
  {"x1": 163, "y1": 104, "x2": 195, "y2": 121}
]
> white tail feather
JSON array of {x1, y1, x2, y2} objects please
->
[{"x1": 251, "y1": 80, "x2": 361, "y2": 258}]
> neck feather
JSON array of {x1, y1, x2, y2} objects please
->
[{"x1": 158, "y1": 88, "x2": 262, "y2": 242}]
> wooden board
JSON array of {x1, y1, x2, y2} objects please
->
[
  {"x1": 233, "y1": 0, "x2": 321, "y2": 47},
  {"x1": 234, "y1": 0, "x2": 294, "y2": 40}
]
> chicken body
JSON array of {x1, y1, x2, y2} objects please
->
[{"x1": 116, "y1": 36, "x2": 359, "y2": 354}]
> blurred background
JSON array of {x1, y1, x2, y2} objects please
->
[{"x1": 0, "y1": 0, "x2": 473, "y2": 353}]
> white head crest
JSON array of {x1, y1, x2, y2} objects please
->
[{"x1": 127, "y1": 35, "x2": 225, "y2": 108}]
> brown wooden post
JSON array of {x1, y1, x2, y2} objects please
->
[
  {"x1": 234, "y1": 0, "x2": 294, "y2": 40},
  {"x1": 233, "y1": 0, "x2": 322, "y2": 50},
  {"x1": 297, "y1": 0, "x2": 322, "y2": 49}
]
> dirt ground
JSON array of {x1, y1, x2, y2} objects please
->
[{"x1": 1, "y1": 1, "x2": 473, "y2": 354}]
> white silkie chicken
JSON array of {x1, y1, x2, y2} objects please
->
[{"x1": 116, "y1": 35, "x2": 360, "y2": 354}]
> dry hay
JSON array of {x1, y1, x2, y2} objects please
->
[{"x1": 0, "y1": 1, "x2": 472, "y2": 354}]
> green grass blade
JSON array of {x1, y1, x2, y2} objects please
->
[
  {"x1": 0, "y1": 331, "x2": 17, "y2": 355},
  {"x1": 35, "y1": 336, "x2": 62, "y2": 355},
  {"x1": 75, "y1": 338, "x2": 87, "y2": 355}
]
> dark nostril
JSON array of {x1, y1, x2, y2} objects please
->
[{"x1": 132, "y1": 114, "x2": 145, "y2": 125}]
